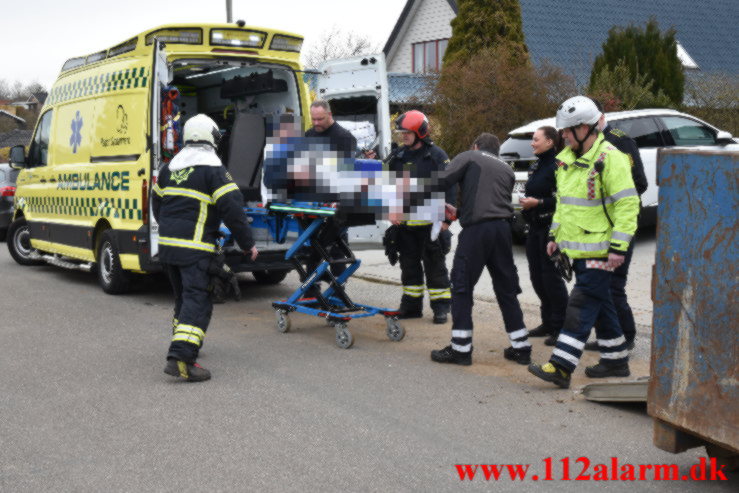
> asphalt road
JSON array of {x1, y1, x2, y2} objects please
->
[{"x1": 0, "y1": 244, "x2": 735, "y2": 492}]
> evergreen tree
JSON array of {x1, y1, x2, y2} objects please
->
[
  {"x1": 589, "y1": 19, "x2": 684, "y2": 106},
  {"x1": 443, "y1": 0, "x2": 528, "y2": 66}
]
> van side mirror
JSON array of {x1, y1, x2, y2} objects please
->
[
  {"x1": 9, "y1": 145, "x2": 26, "y2": 169},
  {"x1": 716, "y1": 130, "x2": 734, "y2": 145}
]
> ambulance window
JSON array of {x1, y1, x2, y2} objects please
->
[{"x1": 28, "y1": 110, "x2": 53, "y2": 167}]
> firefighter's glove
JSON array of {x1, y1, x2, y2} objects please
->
[
  {"x1": 549, "y1": 249, "x2": 573, "y2": 282},
  {"x1": 383, "y1": 225, "x2": 400, "y2": 266},
  {"x1": 438, "y1": 229, "x2": 452, "y2": 255}
]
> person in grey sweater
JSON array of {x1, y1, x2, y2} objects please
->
[{"x1": 430, "y1": 133, "x2": 531, "y2": 366}]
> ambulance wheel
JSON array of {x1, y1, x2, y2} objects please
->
[
  {"x1": 385, "y1": 317, "x2": 405, "y2": 342},
  {"x1": 276, "y1": 310, "x2": 291, "y2": 333},
  {"x1": 253, "y1": 269, "x2": 289, "y2": 285},
  {"x1": 7, "y1": 218, "x2": 43, "y2": 266},
  {"x1": 335, "y1": 324, "x2": 353, "y2": 349},
  {"x1": 96, "y1": 230, "x2": 131, "y2": 295}
]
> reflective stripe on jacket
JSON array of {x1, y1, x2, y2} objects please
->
[
  {"x1": 549, "y1": 133, "x2": 640, "y2": 259},
  {"x1": 152, "y1": 163, "x2": 254, "y2": 265}
]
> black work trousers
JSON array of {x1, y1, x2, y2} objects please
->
[
  {"x1": 397, "y1": 224, "x2": 451, "y2": 313},
  {"x1": 525, "y1": 224, "x2": 569, "y2": 335},
  {"x1": 594, "y1": 241, "x2": 636, "y2": 343},
  {"x1": 449, "y1": 219, "x2": 528, "y2": 353},
  {"x1": 165, "y1": 257, "x2": 213, "y2": 363}
]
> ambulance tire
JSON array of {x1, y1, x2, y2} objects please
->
[
  {"x1": 252, "y1": 269, "x2": 289, "y2": 285},
  {"x1": 96, "y1": 230, "x2": 131, "y2": 294},
  {"x1": 7, "y1": 218, "x2": 44, "y2": 266}
]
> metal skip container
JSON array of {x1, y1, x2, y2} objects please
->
[{"x1": 649, "y1": 147, "x2": 738, "y2": 458}]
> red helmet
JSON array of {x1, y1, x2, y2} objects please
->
[{"x1": 395, "y1": 110, "x2": 430, "y2": 142}]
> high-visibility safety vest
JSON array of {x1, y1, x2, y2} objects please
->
[{"x1": 549, "y1": 133, "x2": 640, "y2": 259}]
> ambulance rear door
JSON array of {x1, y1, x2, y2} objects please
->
[
  {"x1": 148, "y1": 39, "x2": 171, "y2": 258},
  {"x1": 315, "y1": 53, "x2": 391, "y2": 159},
  {"x1": 315, "y1": 53, "x2": 392, "y2": 249}
]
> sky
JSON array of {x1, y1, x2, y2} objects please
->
[{"x1": 2, "y1": 0, "x2": 406, "y2": 90}]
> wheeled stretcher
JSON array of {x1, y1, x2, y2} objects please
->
[{"x1": 268, "y1": 202, "x2": 405, "y2": 349}]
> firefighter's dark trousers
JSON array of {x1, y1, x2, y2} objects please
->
[
  {"x1": 450, "y1": 219, "x2": 529, "y2": 353},
  {"x1": 165, "y1": 257, "x2": 213, "y2": 363},
  {"x1": 398, "y1": 224, "x2": 451, "y2": 313},
  {"x1": 594, "y1": 242, "x2": 636, "y2": 344},
  {"x1": 526, "y1": 224, "x2": 568, "y2": 335},
  {"x1": 550, "y1": 259, "x2": 629, "y2": 373}
]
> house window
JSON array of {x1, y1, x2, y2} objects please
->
[{"x1": 412, "y1": 39, "x2": 448, "y2": 73}]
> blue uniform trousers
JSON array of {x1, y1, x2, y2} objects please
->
[
  {"x1": 594, "y1": 242, "x2": 636, "y2": 344},
  {"x1": 551, "y1": 259, "x2": 629, "y2": 373}
]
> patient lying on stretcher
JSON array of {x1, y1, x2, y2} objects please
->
[{"x1": 260, "y1": 117, "x2": 445, "y2": 236}]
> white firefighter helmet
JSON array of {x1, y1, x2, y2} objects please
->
[
  {"x1": 555, "y1": 96, "x2": 601, "y2": 130},
  {"x1": 183, "y1": 114, "x2": 222, "y2": 148}
]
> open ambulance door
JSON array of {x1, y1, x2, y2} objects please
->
[
  {"x1": 148, "y1": 39, "x2": 171, "y2": 258},
  {"x1": 315, "y1": 53, "x2": 392, "y2": 160},
  {"x1": 315, "y1": 53, "x2": 392, "y2": 249}
]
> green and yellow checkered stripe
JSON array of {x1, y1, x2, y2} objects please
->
[
  {"x1": 46, "y1": 66, "x2": 149, "y2": 105},
  {"x1": 23, "y1": 196, "x2": 142, "y2": 220}
]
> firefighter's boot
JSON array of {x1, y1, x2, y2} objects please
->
[{"x1": 164, "y1": 359, "x2": 211, "y2": 382}]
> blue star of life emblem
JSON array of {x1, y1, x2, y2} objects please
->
[{"x1": 70, "y1": 111, "x2": 83, "y2": 153}]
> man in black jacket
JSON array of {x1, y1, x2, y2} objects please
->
[
  {"x1": 430, "y1": 133, "x2": 531, "y2": 366},
  {"x1": 584, "y1": 101, "x2": 649, "y2": 351},
  {"x1": 305, "y1": 99, "x2": 357, "y2": 158},
  {"x1": 153, "y1": 114, "x2": 258, "y2": 382}
]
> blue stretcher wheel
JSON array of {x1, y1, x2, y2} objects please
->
[
  {"x1": 276, "y1": 310, "x2": 291, "y2": 333},
  {"x1": 334, "y1": 323, "x2": 354, "y2": 349},
  {"x1": 385, "y1": 317, "x2": 405, "y2": 342}
]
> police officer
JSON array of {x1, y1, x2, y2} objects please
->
[
  {"x1": 520, "y1": 126, "x2": 569, "y2": 347},
  {"x1": 153, "y1": 114, "x2": 258, "y2": 382},
  {"x1": 529, "y1": 96, "x2": 640, "y2": 388},
  {"x1": 387, "y1": 110, "x2": 454, "y2": 324},
  {"x1": 583, "y1": 100, "x2": 649, "y2": 351},
  {"x1": 430, "y1": 133, "x2": 531, "y2": 366}
]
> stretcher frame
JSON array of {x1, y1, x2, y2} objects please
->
[{"x1": 268, "y1": 202, "x2": 405, "y2": 349}]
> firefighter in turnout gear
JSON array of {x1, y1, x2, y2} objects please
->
[
  {"x1": 387, "y1": 110, "x2": 454, "y2": 324},
  {"x1": 528, "y1": 96, "x2": 640, "y2": 388},
  {"x1": 152, "y1": 114, "x2": 258, "y2": 382}
]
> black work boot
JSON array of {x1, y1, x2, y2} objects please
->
[
  {"x1": 527, "y1": 324, "x2": 550, "y2": 337},
  {"x1": 432, "y1": 306, "x2": 449, "y2": 324},
  {"x1": 528, "y1": 362, "x2": 571, "y2": 389},
  {"x1": 585, "y1": 361, "x2": 630, "y2": 378},
  {"x1": 503, "y1": 346, "x2": 532, "y2": 365},
  {"x1": 430, "y1": 345, "x2": 472, "y2": 366},
  {"x1": 164, "y1": 359, "x2": 211, "y2": 382}
]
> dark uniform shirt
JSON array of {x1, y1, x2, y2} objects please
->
[
  {"x1": 522, "y1": 147, "x2": 557, "y2": 226},
  {"x1": 152, "y1": 163, "x2": 254, "y2": 265},
  {"x1": 439, "y1": 150, "x2": 514, "y2": 227},
  {"x1": 603, "y1": 125, "x2": 648, "y2": 196},
  {"x1": 305, "y1": 121, "x2": 358, "y2": 158}
]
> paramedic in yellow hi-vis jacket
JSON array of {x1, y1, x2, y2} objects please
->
[
  {"x1": 528, "y1": 96, "x2": 640, "y2": 389},
  {"x1": 153, "y1": 114, "x2": 258, "y2": 382}
]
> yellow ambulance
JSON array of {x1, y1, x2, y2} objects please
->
[{"x1": 7, "y1": 22, "x2": 391, "y2": 293}]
